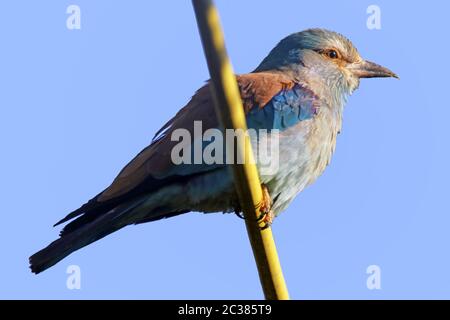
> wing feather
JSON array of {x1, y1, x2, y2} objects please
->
[{"x1": 56, "y1": 72, "x2": 298, "y2": 226}]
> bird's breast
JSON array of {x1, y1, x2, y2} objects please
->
[
  {"x1": 307, "y1": 106, "x2": 342, "y2": 179},
  {"x1": 257, "y1": 104, "x2": 342, "y2": 214}
]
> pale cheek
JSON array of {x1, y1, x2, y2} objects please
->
[
  {"x1": 352, "y1": 78, "x2": 361, "y2": 92},
  {"x1": 347, "y1": 76, "x2": 360, "y2": 93}
]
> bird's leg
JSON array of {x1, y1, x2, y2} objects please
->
[
  {"x1": 257, "y1": 184, "x2": 274, "y2": 229},
  {"x1": 234, "y1": 204, "x2": 245, "y2": 220},
  {"x1": 233, "y1": 184, "x2": 274, "y2": 228}
]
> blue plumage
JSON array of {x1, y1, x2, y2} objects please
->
[{"x1": 247, "y1": 85, "x2": 319, "y2": 131}]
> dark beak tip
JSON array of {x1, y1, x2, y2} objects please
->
[
  {"x1": 359, "y1": 60, "x2": 399, "y2": 80},
  {"x1": 387, "y1": 69, "x2": 400, "y2": 80}
]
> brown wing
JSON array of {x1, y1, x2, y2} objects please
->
[{"x1": 55, "y1": 72, "x2": 295, "y2": 226}]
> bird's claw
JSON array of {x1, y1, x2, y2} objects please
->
[
  {"x1": 257, "y1": 209, "x2": 274, "y2": 230},
  {"x1": 257, "y1": 184, "x2": 274, "y2": 230},
  {"x1": 234, "y1": 184, "x2": 274, "y2": 229},
  {"x1": 234, "y1": 208, "x2": 245, "y2": 220}
]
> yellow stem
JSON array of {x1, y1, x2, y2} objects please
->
[{"x1": 192, "y1": 0, "x2": 289, "y2": 300}]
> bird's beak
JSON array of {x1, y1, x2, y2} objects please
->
[{"x1": 349, "y1": 60, "x2": 399, "y2": 79}]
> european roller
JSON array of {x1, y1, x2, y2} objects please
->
[{"x1": 30, "y1": 28, "x2": 397, "y2": 273}]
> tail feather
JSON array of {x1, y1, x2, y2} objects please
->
[
  {"x1": 30, "y1": 182, "x2": 190, "y2": 274},
  {"x1": 29, "y1": 199, "x2": 145, "y2": 274}
]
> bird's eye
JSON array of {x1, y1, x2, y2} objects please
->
[{"x1": 327, "y1": 50, "x2": 339, "y2": 59}]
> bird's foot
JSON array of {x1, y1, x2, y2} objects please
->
[
  {"x1": 234, "y1": 184, "x2": 274, "y2": 229},
  {"x1": 257, "y1": 184, "x2": 274, "y2": 230}
]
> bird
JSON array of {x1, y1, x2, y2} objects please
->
[{"x1": 30, "y1": 28, "x2": 398, "y2": 274}]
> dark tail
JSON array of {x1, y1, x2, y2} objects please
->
[{"x1": 29, "y1": 200, "x2": 144, "y2": 274}]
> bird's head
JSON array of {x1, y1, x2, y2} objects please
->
[{"x1": 255, "y1": 28, "x2": 398, "y2": 98}]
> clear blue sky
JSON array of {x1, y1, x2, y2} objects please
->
[{"x1": 0, "y1": 0, "x2": 448, "y2": 299}]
